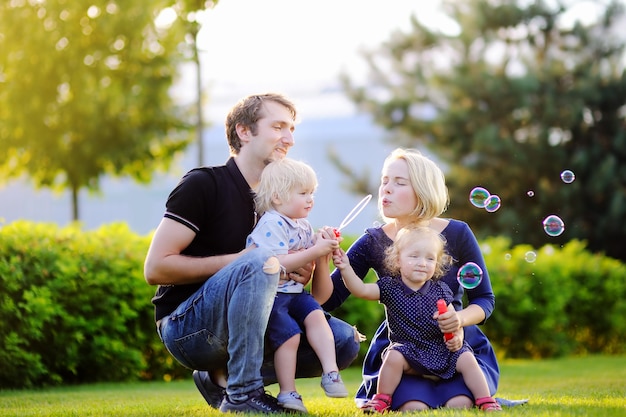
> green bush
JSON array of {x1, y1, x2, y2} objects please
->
[
  {"x1": 0, "y1": 221, "x2": 186, "y2": 389},
  {"x1": 332, "y1": 235, "x2": 626, "y2": 362},
  {"x1": 1, "y1": 221, "x2": 624, "y2": 389},
  {"x1": 482, "y1": 236, "x2": 626, "y2": 358}
]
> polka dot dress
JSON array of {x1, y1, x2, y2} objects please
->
[{"x1": 377, "y1": 278, "x2": 471, "y2": 379}]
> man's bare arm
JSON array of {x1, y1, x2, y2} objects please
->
[{"x1": 144, "y1": 218, "x2": 244, "y2": 285}]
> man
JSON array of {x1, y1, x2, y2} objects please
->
[{"x1": 144, "y1": 93, "x2": 360, "y2": 413}]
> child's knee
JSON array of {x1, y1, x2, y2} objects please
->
[{"x1": 279, "y1": 333, "x2": 301, "y2": 350}]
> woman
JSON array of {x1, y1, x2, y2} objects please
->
[{"x1": 317, "y1": 148, "x2": 500, "y2": 411}]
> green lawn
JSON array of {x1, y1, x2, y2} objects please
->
[{"x1": 1, "y1": 355, "x2": 625, "y2": 416}]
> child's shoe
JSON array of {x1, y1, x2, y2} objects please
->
[
  {"x1": 277, "y1": 391, "x2": 308, "y2": 413},
  {"x1": 475, "y1": 396, "x2": 503, "y2": 411},
  {"x1": 361, "y1": 393, "x2": 391, "y2": 414},
  {"x1": 320, "y1": 371, "x2": 348, "y2": 397}
]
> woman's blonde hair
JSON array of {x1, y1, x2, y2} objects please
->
[
  {"x1": 384, "y1": 226, "x2": 453, "y2": 280},
  {"x1": 254, "y1": 158, "x2": 318, "y2": 216},
  {"x1": 379, "y1": 148, "x2": 449, "y2": 223}
]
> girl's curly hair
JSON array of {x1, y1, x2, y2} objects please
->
[{"x1": 384, "y1": 225, "x2": 453, "y2": 280}]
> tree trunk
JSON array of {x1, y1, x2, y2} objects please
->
[
  {"x1": 71, "y1": 186, "x2": 79, "y2": 222},
  {"x1": 192, "y1": 31, "x2": 204, "y2": 167}
]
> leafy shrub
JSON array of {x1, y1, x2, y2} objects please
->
[
  {"x1": 1, "y1": 221, "x2": 624, "y2": 389},
  {"x1": 481, "y1": 236, "x2": 626, "y2": 358},
  {"x1": 0, "y1": 221, "x2": 186, "y2": 388},
  {"x1": 330, "y1": 235, "x2": 626, "y2": 361}
]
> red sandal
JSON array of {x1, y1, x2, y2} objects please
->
[
  {"x1": 475, "y1": 396, "x2": 503, "y2": 412},
  {"x1": 361, "y1": 393, "x2": 392, "y2": 414}
]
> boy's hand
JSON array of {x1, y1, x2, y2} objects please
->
[
  {"x1": 318, "y1": 226, "x2": 343, "y2": 244},
  {"x1": 312, "y1": 231, "x2": 340, "y2": 256}
]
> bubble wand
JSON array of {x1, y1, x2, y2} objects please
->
[
  {"x1": 437, "y1": 299, "x2": 454, "y2": 341},
  {"x1": 333, "y1": 194, "x2": 372, "y2": 237}
]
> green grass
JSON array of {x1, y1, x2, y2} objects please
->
[{"x1": 1, "y1": 355, "x2": 625, "y2": 416}]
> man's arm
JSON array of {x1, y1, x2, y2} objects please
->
[{"x1": 144, "y1": 218, "x2": 244, "y2": 286}]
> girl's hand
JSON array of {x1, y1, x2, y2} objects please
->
[
  {"x1": 332, "y1": 248, "x2": 348, "y2": 269},
  {"x1": 444, "y1": 331, "x2": 464, "y2": 352}
]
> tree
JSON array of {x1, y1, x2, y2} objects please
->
[
  {"x1": 341, "y1": 0, "x2": 626, "y2": 261},
  {"x1": 157, "y1": 0, "x2": 220, "y2": 167},
  {"x1": 0, "y1": 0, "x2": 192, "y2": 221}
]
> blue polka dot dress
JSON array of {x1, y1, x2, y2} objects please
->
[{"x1": 377, "y1": 278, "x2": 471, "y2": 379}]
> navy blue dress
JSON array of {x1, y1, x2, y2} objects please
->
[
  {"x1": 378, "y1": 278, "x2": 471, "y2": 379},
  {"x1": 322, "y1": 219, "x2": 499, "y2": 409}
]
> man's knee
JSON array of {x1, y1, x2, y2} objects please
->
[
  {"x1": 262, "y1": 256, "x2": 281, "y2": 274},
  {"x1": 331, "y1": 319, "x2": 362, "y2": 370}
]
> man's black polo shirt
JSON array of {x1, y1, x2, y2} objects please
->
[{"x1": 151, "y1": 157, "x2": 256, "y2": 321}]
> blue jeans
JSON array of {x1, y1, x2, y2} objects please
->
[
  {"x1": 159, "y1": 248, "x2": 279, "y2": 400},
  {"x1": 158, "y1": 248, "x2": 360, "y2": 399}
]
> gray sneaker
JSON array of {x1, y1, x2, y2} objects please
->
[
  {"x1": 320, "y1": 371, "x2": 348, "y2": 398},
  {"x1": 219, "y1": 387, "x2": 285, "y2": 414},
  {"x1": 193, "y1": 370, "x2": 225, "y2": 408},
  {"x1": 277, "y1": 391, "x2": 308, "y2": 413}
]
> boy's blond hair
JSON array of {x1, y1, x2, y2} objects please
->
[
  {"x1": 384, "y1": 226, "x2": 453, "y2": 280},
  {"x1": 254, "y1": 158, "x2": 318, "y2": 216}
]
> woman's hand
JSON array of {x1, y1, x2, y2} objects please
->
[{"x1": 434, "y1": 305, "x2": 463, "y2": 351}]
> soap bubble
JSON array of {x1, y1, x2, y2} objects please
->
[
  {"x1": 457, "y1": 262, "x2": 483, "y2": 289},
  {"x1": 469, "y1": 187, "x2": 490, "y2": 208},
  {"x1": 560, "y1": 170, "x2": 575, "y2": 184},
  {"x1": 542, "y1": 215, "x2": 565, "y2": 237},
  {"x1": 484, "y1": 195, "x2": 501, "y2": 212},
  {"x1": 524, "y1": 251, "x2": 537, "y2": 263}
]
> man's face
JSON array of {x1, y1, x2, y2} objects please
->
[{"x1": 250, "y1": 100, "x2": 296, "y2": 165}]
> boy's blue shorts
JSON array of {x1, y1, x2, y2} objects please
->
[{"x1": 265, "y1": 291, "x2": 322, "y2": 351}]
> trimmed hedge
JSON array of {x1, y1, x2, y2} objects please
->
[
  {"x1": 482, "y1": 237, "x2": 626, "y2": 358},
  {"x1": 0, "y1": 221, "x2": 186, "y2": 389},
  {"x1": 325, "y1": 235, "x2": 626, "y2": 362},
  {"x1": 1, "y1": 221, "x2": 624, "y2": 388}
]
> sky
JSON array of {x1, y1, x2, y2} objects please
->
[
  {"x1": 170, "y1": 0, "x2": 450, "y2": 121},
  {"x1": 165, "y1": 0, "x2": 606, "y2": 123}
]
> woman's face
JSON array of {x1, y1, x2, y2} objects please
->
[{"x1": 379, "y1": 158, "x2": 417, "y2": 222}]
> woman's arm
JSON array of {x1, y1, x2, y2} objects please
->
[
  {"x1": 322, "y1": 231, "x2": 380, "y2": 309},
  {"x1": 439, "y1": 302, "x2": 486, "y2": 335},
  {"x1": 446, "y1": 221, "x2": 496, "y2": 323},
  {"x1": 311, "y1": 253, "x2": 333, "y2": 303}
]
